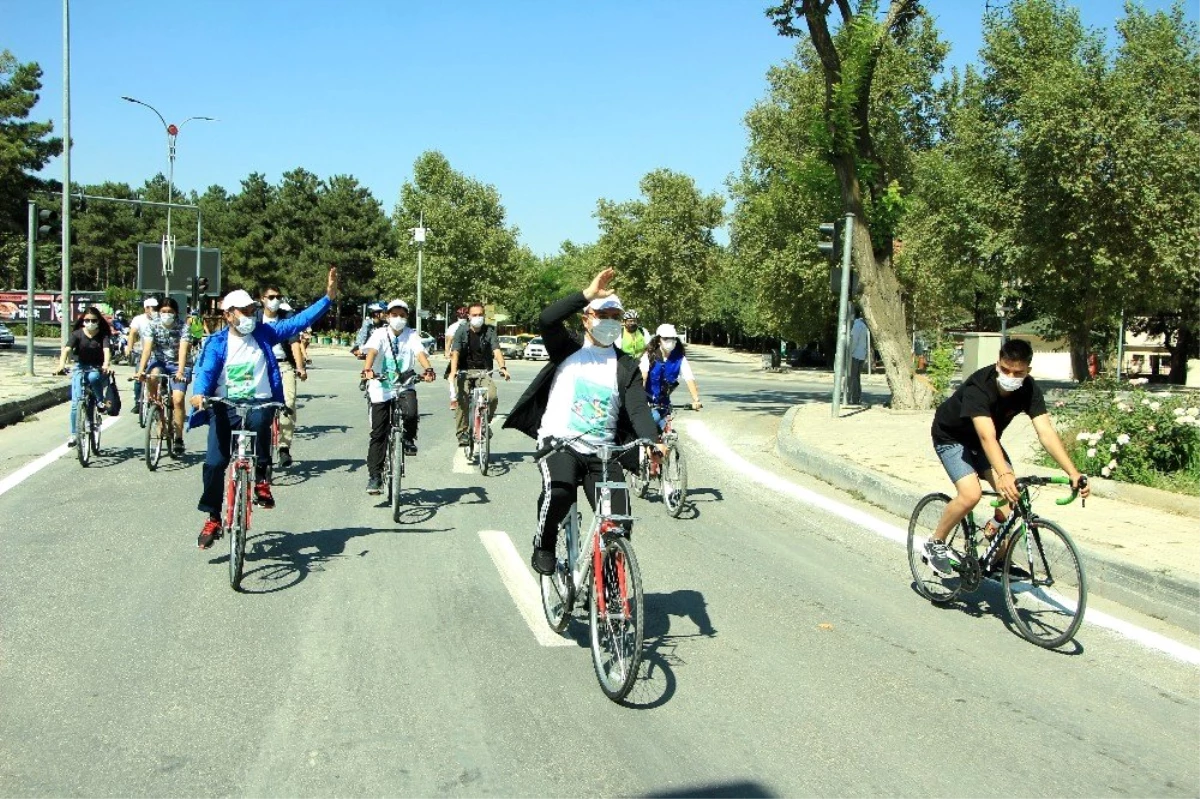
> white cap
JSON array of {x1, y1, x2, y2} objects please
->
[
  {"x1": 221, "y1": 289, "x2": 258, "y2": 311},
  {"x1": 143, "y1": 297, "x2": 159, "y2": 308},
  {"x1": 279, "y1": 301, "x2": 293, "y2": 312},
  {"x1": 587, "y1": 294, "x2": 623, "y2": 312},
  {"x1": 387, "y1": 299, "x2": 409, "y2": 311},
  {"x1": 656, "y1": 323, "x2": 679, "y2": 339}
]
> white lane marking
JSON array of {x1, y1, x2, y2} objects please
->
[
  {"x1": 478, "y1": 529, "x2": 573, "y2": 648},
  {"x1": 684, "y1": 418, "x2": 1200, "y2": 667},
  {"x1": 0, "y1": 416, "x2": 123, "y2": 498}
]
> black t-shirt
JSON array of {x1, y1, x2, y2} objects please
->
[
  {"x1": 931, "y1": 365, "x2": 1047, "y2": 447},
  {"x1": 69, "y1": 329, "x2": 109, "y2": 368},
  {"x1": 454, "y1": 324, "x2": 496, "y2": 370}
]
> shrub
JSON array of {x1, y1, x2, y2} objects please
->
[{"x1": 926, "y1": 341, "x2": 957, "y2": 406}]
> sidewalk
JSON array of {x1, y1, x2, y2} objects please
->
[
  {"x1": 775, "y1": 402, "x2": 1200, "y2": 630},
  {"x1": 0, "y1": 340, "x2": 70, "y2": 428}
]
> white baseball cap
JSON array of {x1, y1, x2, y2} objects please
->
[
  {"x1": 656, "y1": 323, "x2": 679, "y2": 339},
  {"x1": 387, "y1": 299, "x2": 409, "y2": 312},
  {"x1": 587, "y1": 294, "x2": 623, "y2": 312},
  {"x1": 220, "y1": 289, "x2": 258, "y2": 311},
  {"x1": 142, "y1": 297, "x2": 159, "y2": 308}
]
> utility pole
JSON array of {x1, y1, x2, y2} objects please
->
[
  {"x1": 61, "y1": 0, "x2": 71, "y2": 349},
  {"x1": 26, "y1": 202, "x2": 36, "y2": 376},
  {"x1": 830, "y1": 213, "x2": 855, "y2": 418},
  {"x1": 410, "y1": 214, "x2": 429, "y2": 336}
]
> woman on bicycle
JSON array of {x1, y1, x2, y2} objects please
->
[
  {"x1": 55, "y1": 306, "x2": 114, "y2": 447},
  {"x1": 639, "y1": 323, "x2": 702, "y2": 430},
  {"x1": 137, "y1": 296, "x2": 192, "y2": 455}
]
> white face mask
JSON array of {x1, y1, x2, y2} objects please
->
[
  {"x1": 160, "y1": 313, "x2": 176, "y2": 326},
  {"x1": 997, "y1": 373, "x2": 1025, "y2": 392},
  {"x1": 469, "y1": 315, "x2": 484, "y2": 329},
  {"x1": 148, "y1": 310, "x2": 159, "y2": 320},
  {"x1": 83, "y1": 321, "x2": 99, "y2": 333},
  {"x1": 661, "y1": 339, "x2": 677, "y2": 354},
  {"x1": 235, "y1": 314, "x2": 256, "y2": 335},
  {"x1": 389, "y1": 316, "x2": 407, "y2": 332},
  {"x1": 589, "y1": 318, "x2": 622, "y2": 347},
  {"x1": 265, "y1": 298, "x2": 282, "y2": 312}
]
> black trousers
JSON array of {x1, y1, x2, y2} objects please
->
[
  {"x1": 848, "y1": 357, "x2": 864, "y2": 405},
  {"x1": 535, "y1": 447, "x2": 631, "y2": 551},
  {"x1": 368, "y1": 392, "x2": 418, "y2": 478}
]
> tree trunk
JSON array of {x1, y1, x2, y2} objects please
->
[
  {"x1": 1068, "y1": 331, "x2": 1090, "y2": 382},
  {"x1": 1168, "y1": 324, "x2": 1192, "y2": 385}
]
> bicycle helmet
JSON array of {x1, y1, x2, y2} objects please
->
[
  {"x1": 367, "y1": 301, "x2": 386, "y2": 314},
  {"x1": 623, "y1": 309, "x2": 639, "y2": 321}
]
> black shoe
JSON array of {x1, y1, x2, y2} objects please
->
[
  {"x1": 531, "y1": 547, "x2": 556, "y2": 576},
  {"x1": 366, "y1": 476, "x2": 383, "y2": 495},
  {"x1": 278, "y1": 447, "x2": 292, "y2": 468},
  {"x1": 984, "y1": 562, "x2": 1031, "y2": 581},
  {"x1": 172, "y1": 439, "x2": 185, "y2": 456},
  {"x1": 132, "y1": 401, "x2": 142, "y2": 416},
  {"x1": 457, "y1": 433, "x2": 470, "y2": 447},
  {"x1": 403, "y1": 440, "x2": 418, "y2": 456}
]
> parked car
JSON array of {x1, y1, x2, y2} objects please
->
[
  {"x1": 498, "y1": 335, "x2": 523, "y2": 360},
  {"x1": 523, "y1": 336, "x2": 549, "y2": 361},
  {"x1": 786, "y1": 342, "x2": 826, "y2": 368},
  {"x1": 0, "y1": 322, "x2": 14, "y2": 348}
]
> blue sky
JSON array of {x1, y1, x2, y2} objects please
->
[{"x1": 7, "y1": 0, "x2": 1195, "y2": 256}]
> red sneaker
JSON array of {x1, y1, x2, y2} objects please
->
[
  {"x1": 254, "y1": 480, "x2": 275, "y2": 508},
  {"x1": 197, "y1": 518, "x2": 223, "y2": 549}
]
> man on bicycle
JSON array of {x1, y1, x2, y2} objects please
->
[
  {"x1": 260, "y1": 285, "x2": 306, "y2": 468},
  {"x1": 448, "y1": 301, "x2": 510, "y2": 447},
  {"x1": 351, "y1": 301, "x2": 386, "y2": 360},
  {"x1": 361, "y1": 299, "x2": 436, "y2": 494},
  {"x1": 924, "y1": 338, "x2": 1090, "y2": 576},
  {"x1": 136, "y1": 296, "x2": 192, "y2": 455},
  {"x1": 188, "y1": 268, "x2": 337, "y2": 549},
  {"x1": 503, "y1": 268, "x2": 665, "y2": 576},
  {"x1": 126, "y1": 296, "x2": 159, "y2": 416},
  {"x1": 618, "y1": 309, "x2": 650, "y2": 359}
]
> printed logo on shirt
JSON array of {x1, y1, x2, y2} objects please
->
[
  {"x1": 226, "y1": 362, "x2": 256, "y2": 399},
  {"x1": 568, "y1": 376, "x2": 613, "y2": 436}
]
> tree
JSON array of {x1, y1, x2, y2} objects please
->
[
  {"x1": 595, "y1": 169, "x2": 724, "y2": 327},
  {"x1": 0, "y1": 51, "x2": 63, "y2": 235},
  {"x1": 765, "y1": 0, "x2": 945, "y2": 408},
  {"x1": 224, "y1": 172, "x2": 277, "y2": 291},
  {"x1": 71, "y1": 181, "x2": 141, "y2": 290},
  {"x1": 311, "y1": 174, "x2": 393, "y2": 305}
]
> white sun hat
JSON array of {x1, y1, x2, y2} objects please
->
[{"x1": 656, "y1": 323, "x2": 679, "y2": 339}]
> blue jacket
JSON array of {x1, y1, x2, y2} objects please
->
[{"x1": 187, "y1": 295, "x2": 331, "y2": 429}]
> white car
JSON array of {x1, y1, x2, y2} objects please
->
[{"x1": 523, "y1": 336, "x2": 549, "y2": 361}]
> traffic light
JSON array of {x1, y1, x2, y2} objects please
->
[
  {"x1": 197, "y1": 276, "x2": 209, "y2": 294},
  {"x1": 36, "y1": 207, "x2": 59, "y2": 238},
  {"x1": 817, "y1": 219, "x2": 844, "y2": 263}
]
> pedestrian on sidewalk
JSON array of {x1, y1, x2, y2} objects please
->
[
  {"x1": 922, "y1": 338, "x2": 1090, "y2": 577},
  {"x1": 848, "y1": 310, "x2": 868, "y2": 406}
]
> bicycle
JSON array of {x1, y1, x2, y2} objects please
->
[
  {"x1": 538, "y1": 435, "x2": 656, "y2": 702},
  {"x1": 461, "y1": 369, "x2": 494, "y2": 476},
  {"x1": 203, "y1": 397, "x2": 287, "y2": 591},
  {"x1": 379, "y1": 370, "x2": 420, "y2": 524},
  {"x1": 64, "y1": 366, "x2": 107, "y2": 467},
  {"x1": 907, "y1": 474, "x2": 1088, "y2": 649},
  {"x1": 628, "y1": 404, "x2": 689, "y2": 518},
  {"x1": 134, "y1": 374, "x2": 174, "y2": 470}
]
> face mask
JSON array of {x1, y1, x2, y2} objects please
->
[
  {"x1": 997, "y1": 373, "x2": 1025, "y2": 392},
  {"x1": 589, "y1": 318, "x2": 622, "y2": 347},
  {"x1": 235, "y1": 314, "x2": 257, "y2": 335},
  {"x1": 389, "y1": 316, "x2": 407, "y2": 332},
  {"x1": 148, "y1": 310, "x2": 159, "y2": 320},
  {"x1": 83, "y1": 321, "x2": 99, "y2": 333},
  {"x1": 265, "y1": 298, "x2": 281, "y2": 312},
  {"x1": 661, "y1": 339, "x2": 677, "y2": 354},
  {"x1": 160, "y1": 313, "x2": 176, "y2": 326},
  {"x1": 469, "y1": 315, "x2": 484, "y2": 329}
]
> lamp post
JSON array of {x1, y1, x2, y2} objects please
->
[
  {"x1": 409, "y1": 214, "x2": 429, "y2": 336},
  {"x1": 121, "y1": 96, "x2": 214, "y2": 299}
]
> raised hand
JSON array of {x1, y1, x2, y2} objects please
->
[
  {"x1": 326, "y1": 266, "x2": 339, "y2": 300},
  {"x1": 583, "y1": 268, "x2": 616, "y2": 301}
]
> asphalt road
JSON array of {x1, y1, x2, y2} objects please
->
[{"x1": 0, "y1": 349, "x2": 1196, "y2": 798}]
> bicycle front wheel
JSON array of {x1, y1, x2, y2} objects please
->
[
  {"x1": 145, "y1": 405, "x2": 164, "y2": 470},
  {"x1": 91, "y1": 404, "x2": 103, "y2": 455},
  {"x1": 662, "y1": 446, "x2": 688, "y2": 518},
  {"x1": 390, "y1": 431, "x2": 404, "y2": 523},
  {"x1": 589, "y1": 534, "x2": 644, "y2": 702},
  {"x1": 907, "y1": 492, "x2": 966, "y2": 603},
  {"x1": 1003, "y1": 519, "x2": 1086, "y2": 649},
  {"x1": 477, "y1": 410, "x2": 490, "y2": 477},
  {"x1": 540, "y1": 520, "x2": 574, "y2": 634},
  {"x1": 229, "y1": 468, "x2": 250, "y2": 591},
  {"x1": 138, "y1": 395, "x2": 150, "y2": 429},
  {"x1": 76, "y1": 401, "x2": 91, "y2": 467}
]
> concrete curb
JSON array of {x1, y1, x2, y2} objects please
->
[
  {"x1": 0, "y1": 384, "x2": 72, "y2": 429},
  {"x1": 775, "y1": 406, "x2": 1200, "y2": 631}
]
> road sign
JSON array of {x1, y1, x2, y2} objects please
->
[{"x1": 137, "y1": 243, "x2": 221, "y2": 294}]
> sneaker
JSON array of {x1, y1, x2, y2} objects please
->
[
  {"x1": 403, "y1": 440, "x2": 418, "y2": 456},
  {"x1": 67, "y1": 436, "x2": 77, "y2": 448},
  {"x1": 531, "y1": 547, "x2": 556, "y2": 576},
  {"x1": 197, "y1": 518, "x2": 223, "y2": 549},
  {"x1": 366, "y1": 476, "x2": 383, "y2": 495},
  {"x1": 923, "y1": 538, "x2": 953, "y2": 577},
  {"x1": 254, "y1": 480, "x2": 275, "y2": 508},
  {"x1": 172, "y1": 439, "x2": 185, "y2": 456},
  {"x1": 278, "y1": 447, "x2": 292, "y2": 468}
]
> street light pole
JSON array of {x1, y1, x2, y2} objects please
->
[
  {"x1": 27, "y1": 202, "x2": 36, "y2": 376},
  {"x1": 61, "y1": 0, "x2": 71, "y2": 349},
  {"x1": 410, "y1": 214, "x2": 429, "y2": 336}
]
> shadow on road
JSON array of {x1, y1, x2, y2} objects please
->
[
  {"x1": 293, "y1": 424, "x2": 351, "y2": 440},
  {"x1": 618, "y1": 589, "x2": 719, "y2": 710},
  {"x1": 643, "y1": 782, "x2": 777, "y2": 798},
  {"x1": 270, "y1": 457, "x2": 365, "y2": 487},
  {"x1": 212, "y1": 526, "x2": 395, "y2": 593}
]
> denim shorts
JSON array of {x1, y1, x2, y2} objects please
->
[
  {"x1": 146, "y1": 361, "x2": 191, "y2": 394},
  {"x1": 934, "y1": 440, "x2": 1011, "y2": 484}
]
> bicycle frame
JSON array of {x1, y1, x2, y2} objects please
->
[{"x1": 559, "y1": 441, "x2": 640, "y2": 601}]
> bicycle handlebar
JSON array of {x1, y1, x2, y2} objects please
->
[
  {"x1": 534, "y1": 436, "x2": 658, "y2": 462},
  {"x1": 990, "y1": 474, "x2": 1087, "y2": 508},
  {"x1": 202, "y1": 397, "x2": 290, "y2": 417}
]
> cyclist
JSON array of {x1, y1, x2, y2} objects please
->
[
  {"x1": 136, "y1": 296, "x2": 192, "y2": 455},
  {"x1": 639, "y1": 323, "x2": 702, "y2": 429},
  {"x1": 924, "y1": 338, "x2": 1090, "y2": 576},
  {"x1": 502, "y1": 268, "x2": 665, "y2": 575},
  {"x1": 443, "y1": 306, "x2": 468, "y2": 360},
  {"x1": 361, "y1": 299, "x2": 436, "y2": 494},
  {"x1": 448, "y1": 301, "x2": 511, "y2": 447},
  {"x1": 619, "y1": 309, "x2": 650, "y2": 359},
  {"x1": 55, "y1": 306, "x2": 114, "y2": 447},
  {"x1": 351, "y1": 302, "x2": 386, "y2": 359},
  {"x1": 260, "y1": 286, "x2": 306, "y2": 468},
  {"x1": 126, "y1": 296, "x2": 159, "y2": 416},
  {"x1": 188, "y1": 268, "x2": 337, "y2": 550}
]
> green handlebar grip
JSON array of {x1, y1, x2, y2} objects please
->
[{"x1": 1049, "y1": 475, "x2": 1071, "y2": 484}]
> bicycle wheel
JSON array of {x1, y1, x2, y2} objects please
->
[
  {"x1": 138, "y1": 393, "x2": 150, "y2": 429},
  {"x1": 229, "y1": 468, "x2": 249, "y2": 591},
  {"x1": 91, "y1": 403, "x2": 104, "y2": 456},
  {"x1": 76, "y1": 400, "x2": 91, "y2": 467},
  {"x1": 145, "y1": 405, "x2": 164, "y2": 471},
  {"x1": 1003, "y1": 519, "x2": 1086, "y2": 649},
  {"x1": 629, "y1": 451, "x2": 649, "y2": 499},
  {"x1": 477, "y1": 407, "x2": 490, "y2": 477},
  {"x1": 907, "y1": 492, "x2": 966, "y2": 603},
  {"x1": 540, "y1": 516, "x2": 574, "y2": 633},
  {"x1": 390, "y1": 430, "x2": 404, "y2": 523},
  {"x1": 662, "y1": 446, "x2": 688, "y2": 518},
  {"x1": 589, "y1": 534, "x2": 644, "y2": 702}
]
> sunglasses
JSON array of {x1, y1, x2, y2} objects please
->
[
  {"x1": 263, "y1": 294, "x2": 281, "y2": 300},
  {"x1": 83, "y1": 317, "x2": 100, "y2": 322}
]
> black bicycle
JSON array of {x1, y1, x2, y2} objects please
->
[
  {"x1": 907, "y1": 474, "x2": 1088, "y2": 649},
  {"x1": 380, "y1": 370, "x2": 420, "y2": 523},
  {"x1": 61, "y1": 366, "x2": 107, "y2": 467}
]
